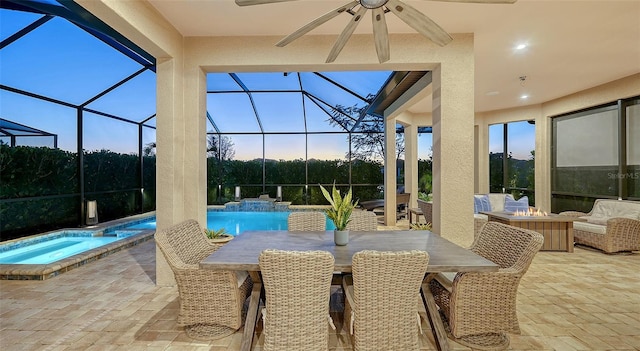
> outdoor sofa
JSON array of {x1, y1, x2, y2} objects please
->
[
  {"x1": 419, "y1": 193, "x2": 528, "y2": 237},
  {"x1": 560, "y1": 199, "x2": 640, "y2": 253}
]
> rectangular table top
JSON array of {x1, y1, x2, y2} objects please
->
[{"x1": 200, "y1": 230, "x2": 498, "y2": 273}]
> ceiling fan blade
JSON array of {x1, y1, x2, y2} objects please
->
[
  {"x1": 425, "y1": 0, "x2": 516, "y2": 3},
  {"x1": 326, "y1": 5, "x2": 368, "y2": 63},
  {"x1": 387, "y1": 0, "x2": 453, "y2": 46},
  {"x1": 371, "y1": 7, "x2": 390, "y2": 63},
  {"x1": 235, "y1": 0, "x2": 299, "y2": 6},
  {"x1": 276, "y1": 1, "x2": 358, "y2": 47}
]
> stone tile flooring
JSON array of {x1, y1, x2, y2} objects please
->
[{"x1": 1, "y1": 226, "x2": 639, "y2": 350}]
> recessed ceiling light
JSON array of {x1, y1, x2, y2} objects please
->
[
  {"x1": 520, "y1": 94, "x2": 529, "y2": 99},
  {"x1": 516, "y1": 43, "x2": 527, "y2": 50},
  {"x1": 486, "y1": 91, "x2": 500, "y2": 96}
]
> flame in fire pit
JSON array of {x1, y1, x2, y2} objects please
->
[{"x1": 512, "y1": 207, "x2": 548, "y2": 217}]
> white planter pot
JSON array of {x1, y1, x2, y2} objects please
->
[{"x1": 334, "y1": 230, "x2": 349, "y2": 246}]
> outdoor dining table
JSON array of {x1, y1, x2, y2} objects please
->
[{"x1": 200, "y1": 230, "x2": 498, "y2": 351}]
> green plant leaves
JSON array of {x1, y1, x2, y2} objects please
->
[{"x1": 319, "y1": 182, "x2": 358, "y2": 231}]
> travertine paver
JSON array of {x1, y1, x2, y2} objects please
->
[{"x1": 1, "y1": 219, "x2": 639, "y2": 350}]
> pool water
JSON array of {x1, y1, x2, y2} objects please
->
[
  {"x1": 0, "y1": 236, "x2": 126, "y2": 264},
  {"x1": 0, "y1": 211, "x2": 332, "y2": 270},
  {"x1": 124, "y1": 211, "x2": 335, "y2": 235}
]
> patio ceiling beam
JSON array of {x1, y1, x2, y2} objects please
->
[
  {"x1": 0, "y1": 14, "x2": 53, "y2": 50},
  {"x1": 229, "y1": 73, "x2": 264, "y2": 133},
  {"x1": 383, "y1": 71, "x2": 433, "y2": 118}
]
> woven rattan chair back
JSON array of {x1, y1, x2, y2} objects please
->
[
  {"x1": 155, "y1": 219, "x2": 216, "y2": 265},
  {"x1": 346, "y1": 250, "x2": 429, "y2": 351},
  {"x1": 154, "y1": 219, "x2": 252, "y2": 340},
  {"x1": 287, "y1": 211, "x2": 326, "y2": 231},
  {"x1": 345, "y1": 210, "x2": 378, "y2": 231},
  {"x1": 470, "y1": 221, "x2": 544, "y2": 271},
  {"x1": 428, "y1": 221, "x2": 543, "y2": 350},
  {"x1": 259, "y1": 249, "x2": 335, "y2": 351}
]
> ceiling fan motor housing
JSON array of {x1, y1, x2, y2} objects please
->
[{"x1": 360, "y1": 0, "x2": 389, "y2": 9}]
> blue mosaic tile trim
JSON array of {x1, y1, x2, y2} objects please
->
[
  {"x1": 0, "y1": 230, "x2": 100, "y2": 253},
  {"x1": 104, "y1": 216, "x2": 155, "y2": 233}
]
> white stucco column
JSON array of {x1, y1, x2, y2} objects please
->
[
  {"x1": 432, "y1": 58, "x2": 475, "y2": 246},
  {"x1": 155, "y1": 59, "x2": 208, "y2": 287},
  {"x1": 155, "y1": 58, "x2": 182, "y2": 286},
  {"x1": 404, "y1": 123, "x2": 419, "y2": 208},
  {"x1": 475, "y1": 115, "x2": 490, "y2": 193},
  {"x1": 384, "y1": 117, "x2": 397, "y2": 226},
  {"x1": 535, "y1": 113, "x2": 551, "y2": 212}
]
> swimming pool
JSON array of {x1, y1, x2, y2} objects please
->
[
  {"x1": 124, "y1": 211, "x2": 336, "y2": 234},
  {"x1": 0, "y1": 210, "x2": 332, "y2": 280},
  {"x1": 0, "y1": 214, "x2": 154, "y2": 280},
  {"x1": 0, "y1": 232, "x2": 138, "y2": 265}
]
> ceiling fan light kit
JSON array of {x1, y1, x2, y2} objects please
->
[{"x1": 235, "y1": 0, "x2": 517, "y2": 63}]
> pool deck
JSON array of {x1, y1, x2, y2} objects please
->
[{"x1": 0, "y1": 217, "x2": 638, "y2": 350}]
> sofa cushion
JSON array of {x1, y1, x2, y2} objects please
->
[
  {"x1": 586, "y1": 216, "x2": 609, "y2": 225},
  {"x1": 474, "y1": 213, "x2": 488, "y2": 221},
  {"x1": 474, "y1": 195, "x2": 492, "y2": 213},
  {"x1": 574, "y1": 221, "x2": 607, "y2": 235},
  {"x1": 591, "y1": 200, "x2": 640, "y2": 220}
]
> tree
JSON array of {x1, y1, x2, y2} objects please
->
[
  {"x1": 142, "y1": 136, "x2": 235, "y2": 160},
  {"x1": 327, "y1": 95, "x2": 404, "y2": 162},
  {"x1": 208, "y1": 134, "x2": 235, "y2": 161},
  {"x1": 143, "y1": 142, "x2": 156, "y2": 156}
]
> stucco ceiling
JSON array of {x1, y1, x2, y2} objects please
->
[{"x1": 147, "y1": 0, "x2": 640, "y2": 113}]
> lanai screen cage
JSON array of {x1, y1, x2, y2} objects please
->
[
  {"x1": 0, "y1": 118, "x2": 57, "y2": 148},
  {"x1": 0, "y1": 0, "x2": 435, "y2": 241}
]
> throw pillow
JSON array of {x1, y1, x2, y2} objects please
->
[
  {"x1": 473, "y1": 195, "x2": 492, "y2": 214},
  {"x1": 504, "y1": 196, "x2": 529, "y2": 212}
]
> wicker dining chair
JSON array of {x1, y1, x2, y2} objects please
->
[
  {"x1": 259, "y1": 249, "x2": 335, "y2": 351},
  {"x1": 427, "y1": 221, "x2": 543, "y2": 350},
  {"x1": 343, "y1": 250, "x2": 430, "y2": 351},
  {"x1": 154, "y1": 219, "x2": 252, "y2": 340},
  {"x1": 345, "y1": 210, "x2": 378, "y2": 231},
  {"x1": 287, "y1": 211, "x2": 326, "y2": 231}
]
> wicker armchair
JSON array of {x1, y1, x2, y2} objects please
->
[
  {"x1": 259, "y1": 249, "x2": 335, "y2": 351},
  {"x1": 287, "y1": 211, "x2": 326, "y2": 231},
  {"x1": 154, "y1": 219, "x2": 252, "y2": 340},
  {"x1": 427, "y1": 222, "x2": 543, "y2": 350},
  {"x1": 343, "y1": 250, "x2": 429, "y2": 351},
  {"x1": 560, "y1": 199, "x2": 640, "y2": 253},
  {"x1": 346, "y1": 210, "x2": 378, "y2": 231}
]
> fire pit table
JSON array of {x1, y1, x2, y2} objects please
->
[{"x1": 480, "y1": 211, "x2": 579, "y2": 252}]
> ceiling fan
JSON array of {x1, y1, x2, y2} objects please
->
[{"x1": 235, "y1": 0, "x2": 516, "y2": 63}]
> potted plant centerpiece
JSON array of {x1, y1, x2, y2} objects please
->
[
  {"x1": 204, "y1": 228, "x2": 234, "y2": 243},
  {"x1": 320, "y1": 183, "x2": 358, "y2": 246}
]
